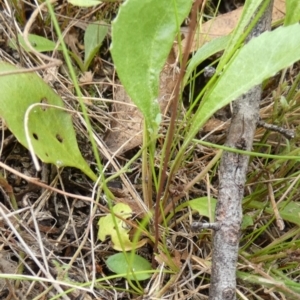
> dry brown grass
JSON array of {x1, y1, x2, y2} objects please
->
[{"x1": 0, "y1": 1, "x2": 300, "y2": 299}]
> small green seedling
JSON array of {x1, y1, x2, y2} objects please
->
[
  {"x1": 98, "y1": 203, "x2": 148, "y2": 251},
  {"x1": 83, "y1": 22, "x2": 108, "y2": 71}
]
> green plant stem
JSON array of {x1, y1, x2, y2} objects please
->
[
  {"x1": 159, "y1": 149, "x2": 222, "y2": 224},
  {"x1": 142, "y1": 125, "x2": 152, "y2": 209},
  {"x1": 192, "y1": 139, "x2": 300, "y2": 161},
  {"x1": 45, "y1": 1, "x2": 112, "y2": 198}
]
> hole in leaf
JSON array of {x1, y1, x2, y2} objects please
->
[
  {"x1": 40, "y1": 97, "x2": 48, "y2": 111},
  {"x1": 33, "y1": 133, "x2": 39, "y2": 140},
  {"x1": 56, "y1": 134, "x2": 63, "y2": 143}
]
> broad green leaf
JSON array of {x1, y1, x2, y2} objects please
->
[
  {"x1": 98, "y1": 203, "x2": 147, "y2": 251},
  {"x1": 285, "y1": 0, "x2": 300, "y2": 26},
  {"x1": 9, "y1": 34, "x2": 62, "y2": 53},
  {"x1": 67, "y1": 0, "x2": 102, "y2": 7},
  {"x1": 187, "y1": 197, "x2": 217, "y2": 221},
  {"x1": 277, "y1": 201, "x2": 300, "y2": 226},
  {"x1": 111, "y1": 0, "x2": 193, "y2": 132},
  {"x1": 106, "y1": 252, "x2": 152, "y2": 281},
  {"x1": 184, "y1": 23, "x2": 300, "y2": 148},
  {"x1": 0, "y1": 62, "x2": 97, "y2": 181},
  {"x1": 84, "y1": 22, "x2": 108, "y2": 71},
  {"x1": 184, "y1": 35, "x2": 230, "y2": 86}
]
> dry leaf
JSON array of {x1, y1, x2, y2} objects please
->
[
  {"x1": 64, "y1": 28, "x2": 81, "y2": 58},
  {"x1": 43, "y1": 66, "x2": 59, "y2": 84},
  {"x1": 104, "y1": 84, "x2": 143, "y2": 154},
  {"x1": 105, "y1": 51, "x2": 178, "y2": 154},
  {"x1": 178, "y1": 0, "x2": 286, "y2": 54},
  {"x1": 0, "y1": 253, "x2": 18, "y2": 290},
  {"x1": 202, "y1": 118, "x2": 228, "y2": 133},
  {"x1": 79, "y1": 71, "x2": 94, "y2": 84},
  {"x1": 155, "y1": 250, "x2": 182, "y2": 269}
]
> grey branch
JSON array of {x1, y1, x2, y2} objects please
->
[
  {"x1": 209, "y1": 1, "x2": 274, "y2": 299},
  {"x1": 257, "y1": 119, "x2": 295, "y2": 140}
]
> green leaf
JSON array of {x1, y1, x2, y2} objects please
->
[
  {"x1": 285, "y1": 0, "x2": 300, "y2": 26},
  {"x1": 246, "y1": 200, "x2": 300, "y2": 227},
  {"x1": 9, "y1": 34, "x2": 62, "y2": 53},
  {"x1": 0, "y1": 62, "x2": 97, "y2": 181},
  {"x1": 219, "y1": 0, "x2": 264, "y2": 69},
  {"x1": 187, "y1": 197, "x2": 217, "y2": 221},
  {"x1": 106, "y1": 252, "x2": 152, "y2": 281},
  {"x1": 277, "y1": 201, "x2": 300, "y2": 226},
  {"x1": 98, "y1": 203, "x2": 132, "y2": 250},
  {"x1": 98, "y1": 203, "x2": 147, "y2": 251},
  {"x1": 111, "y1": 0, "x2": 193, "y2": 132},
  {"x1": 184, "y1": 23, "x2": 300, "y2": 147},
  {"x1": 67, "y1": 0, "x2": 102, "y2": 7},
  {"x1": 184, "y1": 35, "x2": 230, "y2": 86},
  {"x1": 241, "y1": 214, "x2": 254, "y2": 230},
  {"x1": 84, "y1": 22, "x2": 108, "y2": 71}
]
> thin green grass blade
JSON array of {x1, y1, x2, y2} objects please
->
[
  {"x1": 184, "y1": 35, "x2": 230, "y2": 86},
  {"x1": 218, "y1": 0, "x2": 265, "y2": 70}
]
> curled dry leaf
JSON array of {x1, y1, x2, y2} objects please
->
[{"x1": 79, "y1": 71, "x2": 94, "y2": 84}]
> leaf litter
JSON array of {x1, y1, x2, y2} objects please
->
[{"x1": 1, "y1": 1, "x2": 300, "y2": 299}]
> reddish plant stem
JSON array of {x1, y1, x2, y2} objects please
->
[{"x1": 153, "y1": 0, "x2": 203, "y2": 258}]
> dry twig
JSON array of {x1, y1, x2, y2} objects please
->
[{"x1": 209, "y1": 1, "x2": 274, "y2": 299}]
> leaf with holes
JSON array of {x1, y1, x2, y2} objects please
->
[{"x1": 0, "y1": 62, "x2": 97, "y2": 181}]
